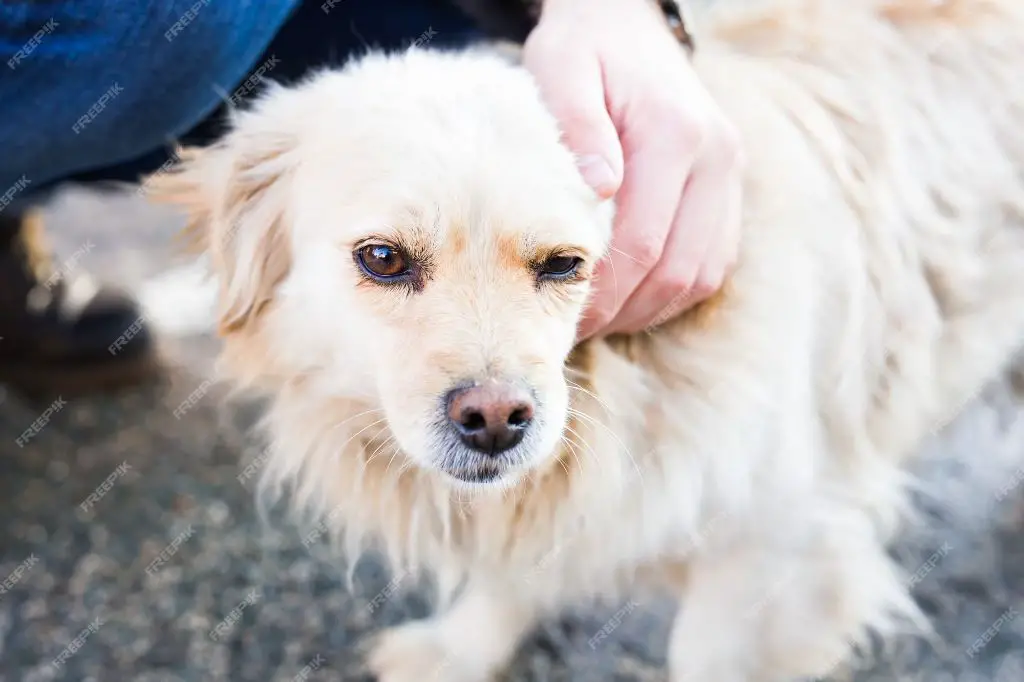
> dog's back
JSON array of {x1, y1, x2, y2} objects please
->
[
  {"x1": 641, "y1": 0, "x2": 1024, "y2": 472},
  {"x1": 578, "y1": 0, "x2": 1024, "y2": 542}
]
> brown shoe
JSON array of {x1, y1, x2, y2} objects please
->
[{"x1": 0, "y1": 208, "x2": 162, "y2": 400}]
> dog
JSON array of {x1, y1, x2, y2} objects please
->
[{"x1": 146, "y1": 0, "x2": 1024, "y2": 680}]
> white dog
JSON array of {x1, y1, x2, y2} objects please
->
[{"x1": 148, "y1": 1, "x2": 1024, "y2": 680}]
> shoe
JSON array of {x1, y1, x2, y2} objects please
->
[{"x1": 0, "y1": 208, "x2": 162, "y2": 400}]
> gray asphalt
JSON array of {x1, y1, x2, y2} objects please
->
[{"x1": 1, "y1": 186, "x2": 1023, "y2": 682}]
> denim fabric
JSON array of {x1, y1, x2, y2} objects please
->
[{"x1": 0, "y1": 0, "x2": 479, "y2": 202}]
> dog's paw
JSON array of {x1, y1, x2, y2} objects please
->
[{"x1": 368, "y1": 621, "x2": 493, "y2": 682}]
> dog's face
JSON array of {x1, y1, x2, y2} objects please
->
[{"x1": 150, "y1": 50, "x2": 613, "y2": 489}]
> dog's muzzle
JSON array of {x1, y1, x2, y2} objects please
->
[{"x1": 445, "y1": 380, "x2": 535, "y2": 456}]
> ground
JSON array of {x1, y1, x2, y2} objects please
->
[{"x1": 0, "y1": 186, "x2": 1023, "y2": 681}]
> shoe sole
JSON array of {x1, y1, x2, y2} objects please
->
[{"x1": 0, "y1": 349, "x2": 166, "y2": 405}]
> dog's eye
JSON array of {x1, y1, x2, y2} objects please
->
[
  {"x1": 537, "y1": 255, "x2": 582, "y2": 280},
  {"x1": 356, "y1": 244, "x2": 410, "y2": 280}
]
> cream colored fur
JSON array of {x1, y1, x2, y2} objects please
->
[{"x1": 146, "y1": 1, "x2": 1024, "y2": 680}]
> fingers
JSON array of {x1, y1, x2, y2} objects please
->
[
  {"x1": 524, "y1": 39, "x2": 624, "y2": 198},
  {"x1": 576, "y1": 256, "x2": 620, "y2": 341},
  {"x1": 604, "y1": 121, "x2": 743, "y2": 334},
  {"x1": 698, "y1": 161, "x2": 743, "y2": 294},
  {"x1": 524, "y1": 0, "x2": 746, "y2": 342},
  {"x1": 576, "y1": 137, "x2": 696, "y2": 339}
]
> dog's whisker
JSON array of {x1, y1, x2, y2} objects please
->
[
  {"x1": 605, "y1": 249, "x2": 623, "y2": 310},
  {"x1": 568, "y1": 407, "x2": 645, "y2": 491},
  {"x1": 558, "y1": 436, "x2": 583, "y2": 478},
  {"x1": 562, "y1": 421, "x2": 610, "y2": 488},
  {"x1": 608, "y1": 245, "x2": 642, "y2": 266},
  {"x1": 360, "y1": 422, "x2": 392, "y2": 455},
  {"x1": 567, "y1": 406, "x2": 629, "y2": 455},
  {"x1": 396, "y1": 455, "x2": 416, "y2": 476},
  {"x1": 363, "y1": 434, "x2": 397, "y2": 470},
  {"x1": 325, "y1": 406, "x2": 387, "y2": 434},
  {"x1": 561, "y1": 422, "x2": 609, "y2": 485},
  {"x1": 334, "y1": 417, "x2": 390, "y2": 460},
  {"x1": 566, "y1": 380, "x2": 614, "y2": 418},
  {"x1": 383, "y1": 442, "x2": 407, "y2": 480}
]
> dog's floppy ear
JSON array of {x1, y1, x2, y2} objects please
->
[{"x1": 144, "y1": 128, "x2": 296, "y2": 337}]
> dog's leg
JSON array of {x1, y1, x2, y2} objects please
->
[
  {"x1": 666, "y1": 504, "x2": 917, "y2": 682},
  {"x1": 368, "y1": 578, "x2": 537, "y2": 682}
]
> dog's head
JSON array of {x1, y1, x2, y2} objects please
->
[{"x1": 149, "y1": 49, "x2": 613, "y2": 489}]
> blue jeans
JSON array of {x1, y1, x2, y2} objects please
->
[{"x1": 0, "y1": 0, "x2": 478, "y2": 204}]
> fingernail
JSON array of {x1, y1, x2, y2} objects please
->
[{"x1": 577, "y1": 154, "x2": 617, "y2": 197}]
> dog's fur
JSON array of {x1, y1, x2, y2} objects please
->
[{"x1": 147, "y1": 0, "x2": 1024, "y2": 680}]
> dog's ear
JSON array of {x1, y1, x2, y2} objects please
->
[{"x1": 144, "y1": 129, "x2": 296, "y2": 337}]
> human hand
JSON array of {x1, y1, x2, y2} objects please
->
[{"x1": 522, "y1": 0, "x2": 744, "y2": 339}]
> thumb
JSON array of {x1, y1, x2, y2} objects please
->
[{"x1": 526, "y1": 48, "x2": 624, "y2": 199}]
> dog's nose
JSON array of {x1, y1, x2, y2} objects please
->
[{"x1": 447, "y1": 382, "x2": 534, "y2": 455}]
